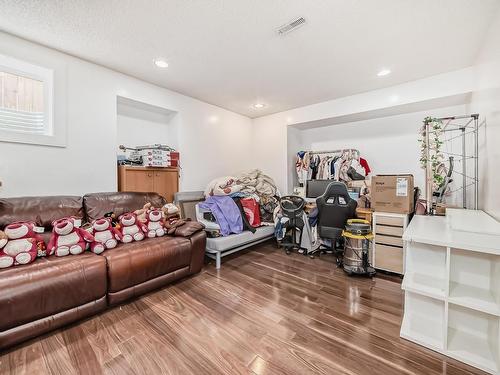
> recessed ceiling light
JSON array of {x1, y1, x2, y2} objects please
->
[
  {"x1": 377, "y1": 69, "x2": 391, "y2": 77},
  {"x1": 154, "y1": 59, "x2": 169, "y2": 68},
  {"x1": 253, "y1": 103, "x2": 266, "y2": 109}
]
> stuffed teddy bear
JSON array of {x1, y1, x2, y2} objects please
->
[
  {"x1": 0, "y1": 222, "x2": 45, "y2": 268},
  {"x1": 48, "y1": 217, "x2": 94, "y2": 257},
  {"x1": 161, "y1": 203, "x2": 186, "y2": 235},
  {"x1": 162, "y1": 203, "x2": 179, "y2": 216},
  {"x1": 0, "y1": 230, "x2": 7, "y2": 250},
  {"x1": 141, "y1": 207, "x2": 165, "y2": 238},
  {"x1": 89, "y1": 217, "x2": 122, "y2": 253},
  {"x1": 134, "y1": 202, "x2": 152, "y2": 224},
  {"x1": 118, "y1": 212, "x2": 145, "y2": 243}
]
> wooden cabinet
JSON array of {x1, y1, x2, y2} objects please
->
[{"x1": 118, "y1": 166, "x2": 179, "y2": 202}]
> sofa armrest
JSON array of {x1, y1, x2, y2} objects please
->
[{"x1": 187, "y1": 230, "x2": 206, "y2": 274}]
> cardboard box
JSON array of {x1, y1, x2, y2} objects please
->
[
  {"x1": 347, "y1": 180, "x2": 371, "y2": 189},
  {"x1": 140, "y1": 150, "x2": 180, "y2": 160},
  {"x1": 142, "y1": 159, "x2": 179, "y2": 167},
  {"x1": 371, "y1": 174, "x2": 414, "y2": 214}
]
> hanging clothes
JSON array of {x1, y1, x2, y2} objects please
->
[
  {"x1": 359, "y1": 157, "x2": 371, "y2": 176},
  {"x1": 310, "y1": 154, "x2": 320, "y2": 180},
  {"x1": 296, "y1": 151, "x2": 311, "y2": 184},
  {"x1": 347, "y1": 166, "x2": 365, "y2": 180},
  {"x1": 351, "y1": 158, "x2": 366, "y2": 177},
  {"x1": 297, "y1": 149, "x2": 371, "y2": 183},
  {"x1": 334, "y1": 157, "x2": 342, "y2": 181}
]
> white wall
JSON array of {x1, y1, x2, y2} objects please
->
[
  {"x1": 117, "y1": 113, "x2": 171, "y2": 154},
  {"x1": 1, "y1": 23, "x2": 498, "y2": 213},
  {"x1": 116, "y1": 97, "x2": 176, "y2": 159},
  {"x1": 285, "y1": 126, "x2": 303, "y2": 194},
  {"x1": 253, "y1": 68, "x2": 479, "y2": 194},
  {"x1": 469, "y1": 8, "x2": 500, "y2": 220},
  {"x1": 0, "y1": 32, "x2": 253, "y2": 198},
  {"x1": 289, "y1": 104, "x2": 467, "y2": 193}
]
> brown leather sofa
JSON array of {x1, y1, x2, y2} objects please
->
[{"x1": 0, "y1": 192, "x2": 206, "y2": 350}]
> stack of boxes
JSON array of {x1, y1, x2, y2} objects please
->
[
  {"x1": 126, "y1": 144, "x2": 179, "y2": 167},
  {"x1": 140, "y1": 149, "x2": 179, "y2": 167}
]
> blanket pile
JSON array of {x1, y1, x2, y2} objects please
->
[
  {"x1": 204, "y1": 169, "x2": 277, "y2": 201},
  {"x1": 204, "y1": 169, "x2": 279, "y2": 225}
]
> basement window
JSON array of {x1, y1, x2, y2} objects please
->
[{"x1": 0, "y1": 53, "x2": 64, "y2": 147}]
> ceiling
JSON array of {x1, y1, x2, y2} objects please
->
[{"x1": 0, "y1": 0, "x2": 498, "y2": 118}]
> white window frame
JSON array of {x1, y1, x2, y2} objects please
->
[{"x1": 0, "y1": 53, "x2": 66, "y2": 147}]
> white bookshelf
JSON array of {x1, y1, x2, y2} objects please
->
[
  {"x1": 447, "y1": 304, "x2": 499, "y2": 373},
  {"x1": 449, "y1": 248, "x2": 500, "y2": 316},
  {"x1": 402, "y1": 242, "x2": 447, "y2": 299},
  {"x1": 401, "y1": 209, "x2": 500, "y2": 374},
  {"x1": 400, "y1": 292, "x2": 446, "y2": 351}
]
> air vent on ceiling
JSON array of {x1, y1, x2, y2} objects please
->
[{"x1": 277, "y1": 17, "x2": 306, "y2": 35}]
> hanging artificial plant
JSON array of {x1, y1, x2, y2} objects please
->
[{"x1": 419, "y1": 117, "x2": 445, "y2": 190}]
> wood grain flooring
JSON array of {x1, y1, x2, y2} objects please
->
[{"x1": 0, "y1": 241, "x2": 488, "y2": 375}]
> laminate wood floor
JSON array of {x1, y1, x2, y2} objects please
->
[{"x1": 0, "y1": 241, "x2": 487, "y2": 375}]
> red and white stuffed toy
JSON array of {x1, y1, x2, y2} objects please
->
[
  {"x1": 0, "y1": 222, "x2": 45, "y2": 268},
  {"x1": 118, "y1": 212, "x2": 145, "y2": 243},
  {"x1": 141, "y1": 208, "x2": 165, "y2": 238},
  {"x1": 48, "y1": 217, "x2": 94, "y2": 257},
  {"x1": 89, "y1": 217, "x2": 122, "y2": 253}
]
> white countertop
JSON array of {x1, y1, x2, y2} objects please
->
[{"x1": 403, "y1": 209, "x2": 500, "y2": 255}]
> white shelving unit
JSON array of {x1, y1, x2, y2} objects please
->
[
  {"x1": 402, "y1": 209, "x2": 500, "y2": 375},
  {"x1": 403, "y1": 242, "x2": 447, "y2": 299},
  {"x1": 401, "y1": 292, "x2": 446, "y2": 351},
  {"x1": 448, "y1": 304, "x2": 499, "y2": 373},
  {"x1": 449, "y1": 248, "x2": 500, "y2": 316}
]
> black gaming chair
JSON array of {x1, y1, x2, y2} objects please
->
[{"x1": 313, "y1": 182, "x2": 357, "y2": 259}]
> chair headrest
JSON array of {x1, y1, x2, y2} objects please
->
[{"x1": 318, "y1": 182, "x2": 350, "y2": 201}]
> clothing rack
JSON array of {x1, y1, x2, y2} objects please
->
[
  {"x1": 296, "y1": 148, "x2": 368, "y2": 184},
  {"x1": 304, "y1": 148, "x2": 360, "y2": 155}
]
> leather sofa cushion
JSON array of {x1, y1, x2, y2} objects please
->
[
  {"x1": 84, "y1": 192, "x2": 167, "y2": 222},
  {"x1": 0, "y1": 253, "x2": 107, "y2": 332},
  {"x1": 0, "y1": 196, "x2": 83, "y2": 230},
  {"x1": 0, "y1": 297, "x2": 107, "y2": 351},
  {"x1": 174, "y1": 221, "x2": 205, "y2": 237},
  {"x1": 104, "y1": 236, "x2": 192, "y2": 293}
]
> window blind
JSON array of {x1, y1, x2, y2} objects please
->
[{"x1": 0, "y1": 107, "x2": 45, "y2": 134}]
